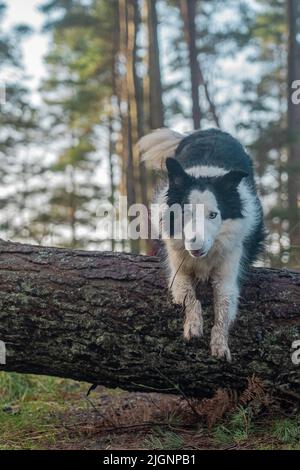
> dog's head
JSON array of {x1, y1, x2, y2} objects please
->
[{"x1": 165, "y1": 158, "x2": 248, "y2": 258}]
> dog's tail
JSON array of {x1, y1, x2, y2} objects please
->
[{"x1": 137, "y1": 128, "x2": 184, "y2": 170}]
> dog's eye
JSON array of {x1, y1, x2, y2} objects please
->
[{"x1": 209, "y1": 211, "x2": 218, "y2": 219}]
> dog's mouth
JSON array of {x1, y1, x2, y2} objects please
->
[{"x1": 189, "y1": 249, "x2": 207, "y2": 258}]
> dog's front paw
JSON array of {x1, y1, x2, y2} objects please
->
[
  {"x1": 171, "y1": 291, "x2": 185, "y2": 306},
  {"x1": 183, "y1": 301, "x2": 203, "y2": 340},
  {"x1": 210, "y1": 327, "x2": 231, "y2": 362},
  {"x1": 184, "y1": 316, "x2": 203, "y2": 341}
]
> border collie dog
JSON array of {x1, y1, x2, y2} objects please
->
[{"x1": 138, "y1": 128, "x2": 265, "y2": 362}]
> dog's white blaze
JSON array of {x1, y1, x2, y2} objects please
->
[
  {"x1": 185, "y1": 189, "x2": 221, "y2": 252},
  {"x1": 186, "y1": 165, "x2": 228, "y2": 178}
]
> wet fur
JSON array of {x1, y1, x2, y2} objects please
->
[{"x1": 139, "y1": 128, "x2": 265, "y2": 361}]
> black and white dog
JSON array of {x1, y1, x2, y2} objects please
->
[{"x1": 138, "y1": 128, "x2": 265, "y2": 361}]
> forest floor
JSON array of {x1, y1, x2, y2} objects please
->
[{"x1": 0, "y1": 372, "x2": 299, "y2": 450}]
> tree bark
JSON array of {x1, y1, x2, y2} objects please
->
[{"x1": 0, "y1": 239, "x2": 300, "y2": 399}]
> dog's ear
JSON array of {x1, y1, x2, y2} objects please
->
[
  {"x1": 166, "y1": 158, "x2": 189, "y2": 188},
  {"x1": 220, "y1": 170, "x2": 248, "y2": 190}
]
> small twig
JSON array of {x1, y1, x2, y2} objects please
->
[
  {"x1": 84, "y1": 395, "x2": 116, "y2": 428},
  {"x1": 169, "y1": 252, "x2": 188, "y2": 291},
  {"x1": 129, "y1": 382, "x2": 176, "y2": 393},
  {"x1": 277, "y1": 386, "x2": 300, "y2": 401},
  {"x1": 153, "y1": 366, "x2": 202, "y2": 418},
  {"x1": 70, "y1": 420, "x2": 173, "y2": 435}
]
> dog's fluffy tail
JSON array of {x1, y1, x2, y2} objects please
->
[{"x1": 137, "y1": 128, "x2": 184, "y2": 170}]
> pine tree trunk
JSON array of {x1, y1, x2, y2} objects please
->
[
  {"x1": 130, "y1": 0, "x2": 149, "y2": 215},
  {"x1": 0, "y1": 239, "x2": 299, "y2": 399},
  {"x1": 118, "y1": 0, "x2": 140, "y2": 253},
  {"x1": 107, "y1": 113, "x2": 116, "y2": 252},
  {"x1": 147, "y1": 0, "x2": 164, "y2": 131},
  {"x1": 179, "y1": 0, "x2": 220, "y2": 129},
  {"x1": 139, "y1": 0, "x2": 166, "y2": 253},
  {"x1": 180, "y1": 0, "x2": 201, "y2": 129},
  {"x1": 287, "y1": 0, "x2": 300, "y2": 254}
]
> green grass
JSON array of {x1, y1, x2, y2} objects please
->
[
  {"x1": 212, "y1": 406, "x2": 300, "y2": 450},
  {"x1": 270, "y1": 416, "x2": 300, "y2": 447},
  {"x1": 0, "y1": 401, "x2": 59, "y2": 450},
  {"x1": 0, "y1": 372, "x2": 87, "y2": 450},
  {"x1": 212, "y1": 406, "x2": 253, "y2": 446},
  {"x1": 1, "y1": 371, "x2": 300, "y2": 450},
  {"x1": 0, "y1": 372, "x2": 66, "y2": 402},
  {"x1": 144, "y1": 428, "x2": 184, "y2": 450}
]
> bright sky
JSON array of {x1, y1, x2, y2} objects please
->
[
  {"x1": 3, "y1": 0, "x2": 254, "y2": 128},
  {"x1": 1, "y1": 0, "x2": 276, "y2": 224},
  {"x1": 4, "y1": 0, "x2": 48, "y2": 104},
  {"x1": 3, "y1": 1, "x2": 248, "y2": 124}
]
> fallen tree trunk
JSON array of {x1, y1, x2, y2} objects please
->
[{"x1": 0, "y1": 239, "x2": 299, "y2": 398}]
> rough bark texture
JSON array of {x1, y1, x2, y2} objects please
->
[{"x1": 0, "y1": 239, "x2": 299, "y2": 398}]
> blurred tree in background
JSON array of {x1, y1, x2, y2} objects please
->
[
  {"x1": 0, "y1": 1, "x2": 42, "y2": 241},
  {"x1": 287, "y1": 0, "x2": 300, "y2": 261},
  {"x1": 0, "y1": 0, "x2": 299, "y2": 266},
  {"x1": 238, "y1": 0, "x2": 300, "y2": 266}
]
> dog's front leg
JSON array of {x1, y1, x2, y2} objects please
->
[
  {"x1": 170, "y1": 272, "x2": 203, "y2": 341},
  {"x1": 210, "y1": 250, "x2": 241, "y2": 362}
]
